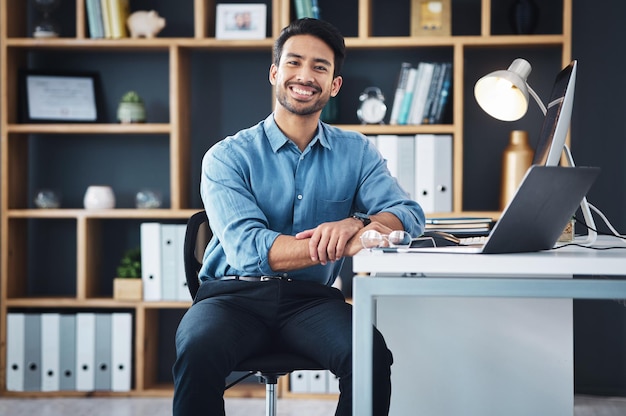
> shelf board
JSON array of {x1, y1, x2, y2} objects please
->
[
  {"x1": 4, "y1": 37, "x2": 275, "y2": 51},
  {"x1": 7, "y1": 123, "x2": 171, "y2": 134},
  {"x1": 4, "y1": 35, "x2": 565, "y2": 51},
  {"x1": 6, "y1": 208, "x2": 200, "y2": 219},
  {"x1": 342, "y1": 124, "x2": 455, "y2": 135},
  {"x1": 5, "y1": 298, "x2": 192, "y2": 308}
]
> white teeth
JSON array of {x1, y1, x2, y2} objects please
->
[{"x1": 293, "y1": 87, "x2": 313, "y2": 96}]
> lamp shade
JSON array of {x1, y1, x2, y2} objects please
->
[{"x1": 474, "y1": 58, "x2": 533, "y2": 121}]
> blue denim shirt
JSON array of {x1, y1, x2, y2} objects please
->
[{"x1": 199, "y1": 114, "x2": 425, "y2": 285}]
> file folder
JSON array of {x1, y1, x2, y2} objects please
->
[
  {"x1": 41, "y1": 313, "x2": 61, "y2": 391},
  {"x1": 290, "y1": 370, "x2": 310, "y2": 393},
  {"x1": 328, "y1": 370, "x2": 340, "y2": 393},
  {"x1": 160, "y1": 224, "x2": 179, "y2": 301},
  {"x1": 59, "y1": 314, "x2": 77, "y2": 391},
  {"x1": 76, "y1": 312, "x2": 96, "y2": 391},
  {"x1": 111, "y1": 312, "x2": 132, "y2": 391},
  {"x1": 309, "y1": 369, "x2": 328, "y2": 393},
  {"x1": 6, "y1": 313, "x2": 25, "y2": 391},
  {"x1": 94, "y1": 313, "x2": 112, "y2": 390},
  {"x1": 415, "y1": 134, "x2": 452, "y2": 213},
  {"x1": 24, "y1": 314, "x2": 42, "y2": 391},
  {"x1": 176, "y1": 224, "x2": 190, "y2": 301},
  {"x1": 141, "y1": 222, "x2": 162, "y2": 301}
]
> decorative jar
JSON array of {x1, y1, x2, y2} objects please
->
[{"x1": 83, "y1": 185, "x2": 116, "y2": 209}]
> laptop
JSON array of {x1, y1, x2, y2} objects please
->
[{"x1": 403, "y1": 165, "x2": 600, "y2": 254}]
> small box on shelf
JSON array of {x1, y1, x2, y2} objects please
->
[{"x1": 114, "y1": 278, "x2": 143, "y2": 300}]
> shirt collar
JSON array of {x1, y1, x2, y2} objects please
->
[{"x1": 263, "y1": 114, "x2": 332, "y2": 153}]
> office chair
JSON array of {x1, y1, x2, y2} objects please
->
[{"x1": 183, "y1": 210, "x2": 325, "y2": 416}]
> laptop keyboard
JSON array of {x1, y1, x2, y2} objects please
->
[{"x1": 459, "y1": 235, "x2": 488, "y2": 246}]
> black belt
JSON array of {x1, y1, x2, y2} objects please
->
[{"x1": 219, "y1": 275, "x2": 292, "y2": 282}]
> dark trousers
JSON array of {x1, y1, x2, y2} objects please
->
[{"x1": 172, "y1": 279, "x2": 393, "y2": 416}]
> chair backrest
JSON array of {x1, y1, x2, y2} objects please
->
[{"x1": 183, "y1": 211, "x2": 212, "y2": 299}]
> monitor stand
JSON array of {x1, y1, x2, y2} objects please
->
[{"x1": 563, "y1": 145, "x2": 597, "y2": 246}]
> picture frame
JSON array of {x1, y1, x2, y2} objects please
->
[
  {"x1": 215, "y1": 3, "x2": 267, "y2": 40},
  {"x1": 411, "y1": 0, "x2": 451, "y2": 37},
  {"x1": 19, "y1": 70, "x2": 102, "y2": 123}
]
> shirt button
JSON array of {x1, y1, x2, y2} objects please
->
[{"x1": 297, "y1": 194, "x2": 303, "y2": 200}]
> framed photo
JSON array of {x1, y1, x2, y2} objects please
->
[
  {"x1": 411, "y1": 0, "x2": 451, "y2": 37},
  {"x1": 215, "y1": 3, "x2": 267, "y2": 40},
  {"x1": 19, "y1": 70, "x2": 101, "y2": 123}
]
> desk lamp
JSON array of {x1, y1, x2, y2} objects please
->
[{"x1": 473, "y1": 58, "x2": 597, "y2": 245}]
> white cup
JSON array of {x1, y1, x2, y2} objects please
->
[{"x1": 83, "y1": 185, "x2": 116, "y2": 209}]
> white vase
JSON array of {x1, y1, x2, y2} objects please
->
[{"x1": 83, "y1": 185, "x2": 116, "y2": 209}]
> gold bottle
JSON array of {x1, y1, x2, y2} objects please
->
[{"x1": 500, "y1": 130, "x2": 534, "y2": 210}]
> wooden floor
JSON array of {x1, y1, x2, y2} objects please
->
[{"x1": 1, "y1": 395, "x2": 626, "y2": 415}]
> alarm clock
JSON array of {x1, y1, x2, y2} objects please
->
[{"x1": 357, "y1": 87, "x2": 387, "y2": 124}]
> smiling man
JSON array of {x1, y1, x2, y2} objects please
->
[{"x1": 172, "y1": 18, "x2": 424, "y2": 416}]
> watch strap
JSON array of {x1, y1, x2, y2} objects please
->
[{"x1": 352, "y1": 212, "x2": 371, "y2": 226}]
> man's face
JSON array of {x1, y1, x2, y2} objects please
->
[{"x1": 270, "y1": 34, "x2": 342, "y2": 116}]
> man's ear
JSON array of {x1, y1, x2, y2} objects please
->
[
  {"x1": 269, "y1": 64, "x2": 277, "y2": 85},
  {"x1": 331, "y1": 75, "x2": 343, "y2": 97}
]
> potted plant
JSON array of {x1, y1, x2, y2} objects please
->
[
  {"x1": 113, "y1": 247, "x2": 143, "y2": 300},
  {"x1": 116, "y1": 90, "x2": 146, "y2": 123}
]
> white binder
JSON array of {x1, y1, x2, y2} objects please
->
[
  {"x1": 94, "y1": 313, "x2": 112, "y2": 390},
  {"x1": 76, "y1": 312, "x2": 96, "y2": 391},
  {"x1": 376, "y1": 135, "x2": 416, "y2": 199},
  {"x1": 59, "y1": 314, "x2": 77, "y2": 391},
  {"x1": 327, "y1": 370, "x2": 340, "y2": 394},
  {"x1": 175, "y1": 223, "x2": 191, "y2": 301},
  {"x1": 160, "y1": 224, "x2": 179, "y2": 301},
  {"x1": 309, "y1": 369, "x2": 328, "y2": 393},
  {"x1": 40, "y1": 313, "x2": 61, "y2": 391},
  {"x1": 289, "y1": 370, "x2": 310, "y2": 393},
  {"x1": 6, "y1": 313, "x2": 25, "y2": 391},
  {"x1": 415, "y1": 134, "x2": 453, "y2": 213},
  {"x1": 141, "y1": 222, "x2": 162, "y2": 301},
  {"x1": 23, "y1": 314, "x2": 42, "y2": 391},
  {"x1": 111, "y1": 313, "x2": 132, "y2": 391}
]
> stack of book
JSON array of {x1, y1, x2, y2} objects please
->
[
  {"x1": 425, "y1": 217, "x2": 495, "y2": 236},
  {"x1": 389, "y1": 61, "x2": 452, "y2": 125},
  {"x1": 85, "y1": 0, "x2": 131, "y2": 39}
]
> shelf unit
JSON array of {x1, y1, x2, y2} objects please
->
[{"x1": 1, "y1": 0, "x2": 571, "y2": 399}]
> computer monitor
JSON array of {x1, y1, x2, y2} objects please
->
[
  {"x1": 532, "y1": 60, "x2": 577, "y2": 166},
  {"x1": 531, "y1": 59, "x2": 597, "y2": 244}
]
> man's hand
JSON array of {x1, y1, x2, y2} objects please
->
[{"x1": 295, "y1": 218, "x2": 394, "y2": 265}]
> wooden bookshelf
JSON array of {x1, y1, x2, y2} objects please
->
[{"x1": 1, "y1": 0, "x2": 571, "y2": 399}]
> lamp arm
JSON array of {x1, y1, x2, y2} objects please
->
[
  {"x1": 527, "y1": 84, "x2": 547, "y2": 115},
  {"x1": 562, "y1": 144, "x2": 598, "y2": 246}
]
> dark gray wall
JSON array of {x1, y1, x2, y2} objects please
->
[{"x1": 570, "y1": 3, "x2": 626, "y2": 397}]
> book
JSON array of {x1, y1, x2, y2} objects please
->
[
  {"x1": 408, "y1": 62, "x2": 435, "y2": 125},
  {"x1": 85, "y1": 0, "x2": 104, "y2": 38},
  {"x1": 294, "y1": 0, "x2": 315, "y2": 18},
  {"x1": 389, "y1": 62, "x2": 413, "y2": 125},
  {"x1": 431, "y1": 62, "x2": 452, "y2": 124},
  {"x1": 396, "y1": 67, "x2": 418, "y2": 125},
  {"x1": 100, "y1": 0, "x2": 112, "y2": 38},
  {"x1": 421, "y1": 62, "x2": 443, "y2": 124},
  {"x1": 425, "y1": 216, "x2": 494, "y2": 235},
  {"x1": 107, "y1": 0, "x2": 130, "y2": 39}
]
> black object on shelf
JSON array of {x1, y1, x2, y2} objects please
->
[{"x1": 510, "y1": 0, "x2": 539, "y2": 35}]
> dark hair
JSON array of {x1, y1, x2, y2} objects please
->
[{"x1": 273, "y1": 18, "x2": 346, "y2": 78}]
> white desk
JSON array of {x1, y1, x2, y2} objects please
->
[{"x1": 352, "y1": 239, "x2": 626, "y2": 416}]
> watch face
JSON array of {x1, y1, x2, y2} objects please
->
[{"x1": 358, "y1": 97, "x2": 387, "y2": 124}]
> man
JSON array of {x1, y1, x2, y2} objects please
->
[{"x1": 173, "y1": 18, "x2": 424, "y2": 416}]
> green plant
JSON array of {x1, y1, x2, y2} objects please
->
[
  {"x1": 116, "y1": 247, "x2": 141, "y2": 278},
  {"x1": 120, "y1": 90, "x2": 143, "y2": 103}
]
